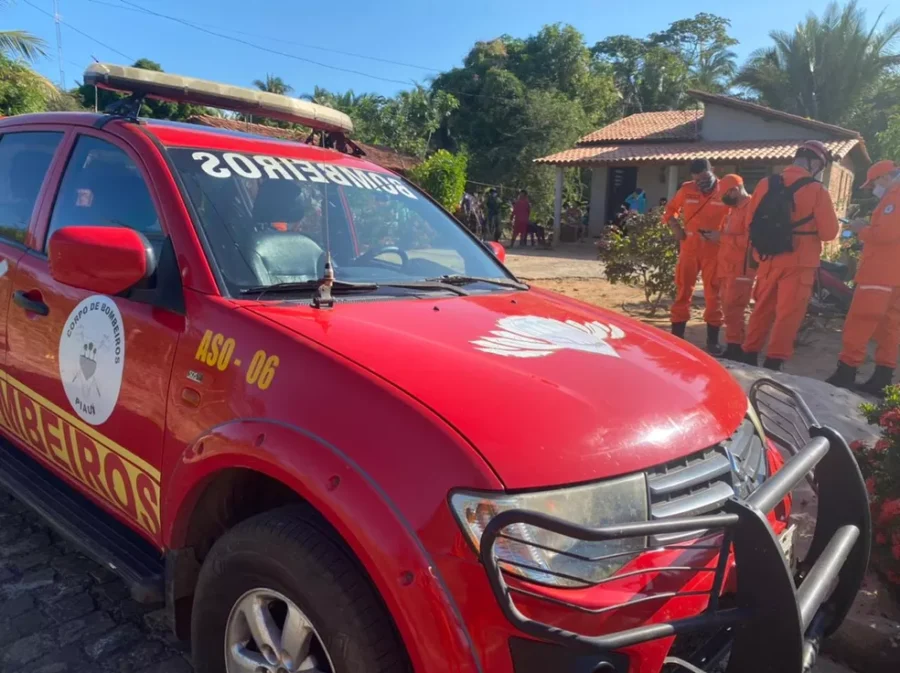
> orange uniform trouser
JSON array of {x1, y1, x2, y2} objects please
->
[
  {"x1": 671, "y1": 239, "x2": 722, "y2": 326},
  {"x1": 839, "y1": 286, "x2": 900, "y2": 368},
  {"x1": 720, "y1": 272, "x2": 756, "y2": 345},
  {"x1": 743, "y1": 265, "x2": 815, "y2": 360}
]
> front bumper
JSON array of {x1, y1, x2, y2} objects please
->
[{"x1": 479, "y1": 379, "x2": 871, "y2": 673}]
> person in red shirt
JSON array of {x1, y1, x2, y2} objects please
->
[
  {"x1": 510, "y1": 189, "x2": 531, "y2": 248},
  {"x1": 741, "y1": 141, "x2": 840, "y2": 370},
  {"x1": 663, "y1": 158, "x2": 729, "y2": 353},
  {"x1": 708, "y1": 174, "x2": 755, "y2": 360},
  {"x1": 827, "y1": 160, "x2": 900, "y2": 394}
]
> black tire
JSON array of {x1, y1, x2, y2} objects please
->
[{"x1": 191, "y1": 504, "x2": 410, "y2": 673}]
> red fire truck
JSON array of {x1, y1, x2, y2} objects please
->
[{"x1": 0, "y1": 64, "x2": 869, "y2": 673}]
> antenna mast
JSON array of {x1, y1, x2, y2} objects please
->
[{"x1": 53, "y1": 0, "x2": 65, "y2": 88}]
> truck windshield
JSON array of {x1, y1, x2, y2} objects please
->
[{"x1": 169, "y1": 148, "x2": 510, "y2": 296}]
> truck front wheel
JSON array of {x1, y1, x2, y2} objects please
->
[{"x1": 191, "y1": 505, "x2": 410, "y2": 673}]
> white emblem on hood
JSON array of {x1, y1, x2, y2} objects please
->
[{"x1": 472, "y1": 316, "x2": 625, "y2": 358}]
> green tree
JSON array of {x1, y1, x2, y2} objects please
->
[
  {"x1": 431, "y1": 24, "x2": 616, "y2": 219},
  {"x1": 735, "y1": 1, "x2": 900, "y2": 125},
  {"x1": 253, "y1": 74, "x2": 293, "y2": 95},
  {"x1": 0, "y1": 54, "x2": 51, "y2": 114},
  {"x1": 302, "y1": 85, "x2": 458, "y2": 158},
  {"x1": 652, "y1": 13, "x2": 738, "y2": 93},
  {"x1": 0, "y1": 0, "x2": 46, "y2": 62},
  {"x1": 592, "y1": 36, "x2": 690, "y2": 114},
  {"x1": 407, "y1": 150, "x2": 467, "y2": 211},
  {"x1": 76, "y1": 58, "x2": 206, "y2": 120},
  {"x1": 876, "y1": 110, "x2": 900, "y2": 160}
]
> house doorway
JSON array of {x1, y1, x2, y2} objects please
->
[{"x1": 606, "y1": 167, "x2": 637, "y2": 223}]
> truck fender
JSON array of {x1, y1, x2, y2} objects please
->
[{"x1": 164, "y1": 418, "x2": 483, "y2": 673}]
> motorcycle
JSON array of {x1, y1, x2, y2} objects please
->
[{"x1": 808, "y1": 227, "x2": 857, "y2": 317}]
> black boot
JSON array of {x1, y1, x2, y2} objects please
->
[
  {"x1": 857, "y1": 365, "x2": 894, "y2": 397},
  {"x1": 743, "y1": 351, "x2": 759, "y2": 367},
  {"x1": 826, "y1": 361, "x2": 857, "y2": 390},
  {"x1": 671, "y1": 321, "x2": 686, "y2": 338},
  {"x1": 706, "y1": 324, "x2": 723, "y2": 356},
  {"x1": 763, "y1": 357, "x2": 784, "y2": 372},
  {"x1": 722, "y1": 343, "x2": 743, "y2": 361}
]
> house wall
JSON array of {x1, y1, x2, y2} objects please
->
[
  {"x1": 586, "y1": 154, "x2": 853, "y2": 238},
  {"x1": 588, "y1": 166, "x2": 608, "y2": 236},
  {"x1": 702, "y1": 103, "x2": 832, "y2": 142},
  {"x1": 636, "y1": 165, "x2": 669, "y2": 210},
  {"x1": 825, "y1": 157, "x2": 855, "y2": 219}
]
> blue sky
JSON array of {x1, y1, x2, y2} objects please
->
[{"x1": 6, "y1": 0, "x2": 899, "y2": 96}]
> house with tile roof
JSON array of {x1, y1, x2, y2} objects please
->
[{"x1": 536, "y1": 90, "x2": 870, "y2": 240}]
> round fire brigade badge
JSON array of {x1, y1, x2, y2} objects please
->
[
  {"x1": 885, "y1": 204, "x2": 895, "y2": 214},
  {"x1": 59, "y1": 295, "x2": 125, "y2": 425}
]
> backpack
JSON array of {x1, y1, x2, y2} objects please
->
[{"x1": 749, "y1": 174, "x2": 818, "y2": 259}]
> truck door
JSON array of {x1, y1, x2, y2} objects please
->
[
  {"x1": 3, "y1": 131, "x2": 183, "y2": 543},
  {"x1": 0, "y1": 130, "x2": 64, "y2": 365}
]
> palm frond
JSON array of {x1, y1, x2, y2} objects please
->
[{"x1": 0, "y1": 30, "x2": 47, "y2": 61}]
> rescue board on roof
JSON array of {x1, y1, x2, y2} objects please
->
[{"x1": 84, "y1": 63, "x2": 354, "y2": 134}]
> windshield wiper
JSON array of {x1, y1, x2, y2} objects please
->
[
  {"x1": 379, "y1": 281, "x2": 470, "y2": 296},
  {"x1": 240, "y1": 279, "x2": 378, "y2": 297},
  {"x1": 426, "y1": 274, "x2": 528, "y2": 290},
  {"x1": 239, "y1": 279, "x2": 470, "y2": 302}
]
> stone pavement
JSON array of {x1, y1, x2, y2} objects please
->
[{"x1": 0, "y1": 491, "x2": 190, "y2": 673}]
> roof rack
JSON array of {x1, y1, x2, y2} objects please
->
[{"x1": 83, "y1": 63, "x2": 354, "y2": 134}]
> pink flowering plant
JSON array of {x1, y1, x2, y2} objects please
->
[{"x1": 851, "y1": 385, "x2": 900, "y2": 587}]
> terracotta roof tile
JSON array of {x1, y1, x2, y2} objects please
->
[
  {"x1": 186, "y1": 114, "x2": 421, "y2": 172},
  {"x1": 578, "y1": 110, "x2": 702, "y2": 144},
  {"x1": 535, "y1": 139, "x2": 860, "y2": 167}
]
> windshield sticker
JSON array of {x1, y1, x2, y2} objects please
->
[
  {"x1": 190, "y1": 150, "x2": 417, "y2": 199},
  {"x1": 472, "y1": 316, "x2": 625, "y2": 359},
  {"x1": 59, "y1": 296, "x2": 125, "y2": 425}
]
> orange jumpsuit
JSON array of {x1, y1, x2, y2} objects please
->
[
  {"x1": 839, "y1": 181, "x2": 900, "y2": 368},
  {"x1": 742, "y1": 166, "x2": 840, "y2": 360},
  {"x1": 717, "y1": 198, "x2": 755, "y2": 345},
  {"x1": 664, "y1": 181, "x2": 729, "y2": 325}
]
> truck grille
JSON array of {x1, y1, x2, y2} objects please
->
[{"x1": 646, "y1": 419, "x2": 765, "y2": 543}]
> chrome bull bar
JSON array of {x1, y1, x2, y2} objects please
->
[{"x1": 480, "y1": 380, "x2": 871, "y2": 673}]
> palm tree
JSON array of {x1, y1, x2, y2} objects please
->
[
  {"x1": 692, "y1": 45, "x2": 737, "y2": 93},
  {"x1": 252, "y1": 74, "x2": 293, "y2": 96},
  {"x1": 735, "y1": 1, "x2": 900, "y2": 125},
  {"x1": 1, "y1": 0, "x2": 47, "y2": 61}
]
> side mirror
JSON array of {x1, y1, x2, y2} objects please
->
[
  {"x1": 49, "y1": 226, "x2": 157, "y2": 295},
  {"x1": 487, "y1": 241, "x2": 506, "y2": 263}
]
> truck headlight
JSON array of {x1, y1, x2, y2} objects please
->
[{"x1": 450, "y1": 473, "x2": 648, "y2": 588}]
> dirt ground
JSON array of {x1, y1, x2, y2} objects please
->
[
  {"x1": 533, "y1": 277, "x2": 866, "y2": 382},
  {"x1": 504, "y1": 242, "x2": 891, "y2": 385}
]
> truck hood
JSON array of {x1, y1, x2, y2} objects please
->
[{"x1": 247, "y1": 289, "x2": 747, "y2": 489}]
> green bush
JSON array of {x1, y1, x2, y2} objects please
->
[
  {"x1": 851, "y1": 386, "x2": 900, "y2": 588},
  {"x1": 407, "y1": 150, "x2": 467, "y2": 212},
  {"x1": 597, "y1": 210, "x2": 678, "y2": 312},
  {"x1": 0, "y1": 55, "x2": 50, "y2": 115}
]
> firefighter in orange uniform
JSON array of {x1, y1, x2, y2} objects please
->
[
  {"x1": 707, "y1": 174, "x2": 755, "y2": 361},
  {"x1": 826, "y1": 160, "x2": 900, "y2": 395},
  {"x1": 664, "y1": 158, "x2": 729, "y2": 354},
  {"x1": 741, "y1": 140, "x2": 840, "y2": 370}
]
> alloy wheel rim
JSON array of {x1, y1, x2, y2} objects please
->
[{"x1": 224, "y1": 588, "x2": 334, "y2": 673}]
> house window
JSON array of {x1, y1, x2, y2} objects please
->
[{"x1": 737, "y1": 164, "x2": 770, "y2": 192}]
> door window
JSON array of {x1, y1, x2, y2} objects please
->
[
  {"x1": 0, "y1": 132, "x2": 63, "y2": 244},
  {"x1": 46, "y1": 136, "x2": 161, "y2": 251}
]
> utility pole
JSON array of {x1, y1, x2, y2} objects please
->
[{"x1": 54, "y1": 0, "x2": 65, "y2": 88}]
